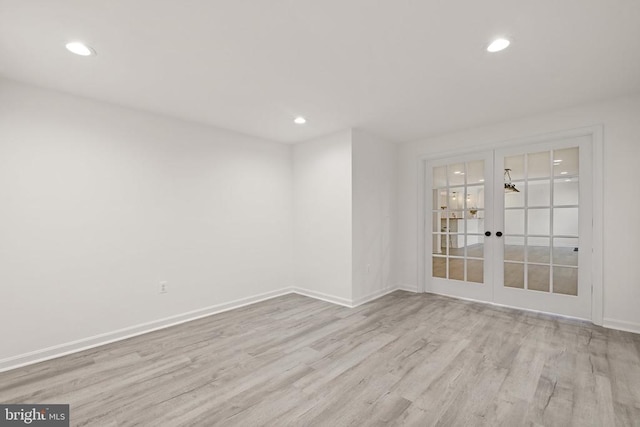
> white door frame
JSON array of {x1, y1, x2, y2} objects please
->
[
  {"x1": 424, "y1": 150, "x2": 495, "y2": 302},
  {"x1": 493, "y1": 135, "x2": 592, "y2": 319},
  {"x1": 416, "y1": 125, "x2": 604, "y2": 325}
]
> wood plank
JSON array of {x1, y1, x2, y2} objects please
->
[{"x1": 1, "y1": 291, "x2": 638, "y2": 425}]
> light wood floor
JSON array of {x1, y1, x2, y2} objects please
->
[
  {"x1": 433, "y1": 245, "x2": 579, "y2": 294},
  {"x1": 1, "y1": 291, "x2": 639, "y2": 426}
]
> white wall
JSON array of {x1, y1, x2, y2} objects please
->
[
  {"x1": 352, "y1": 130, "x2": 397, "y2": 303},
  {"x1": 503, "y1": 180, "x2": 579, "y2": 244},
  {"x1": 0, "y1": 81, "x2": 399, "y2": 367},
  {"x1": 293, "y1": 130, "x2": 353, "y2": 303},
  {"x1": 0, "y1": 79, "x2": 294, "y2": 362},
  {"x1": 396, "y1": 94, "x2": 640, "y2": 331}
]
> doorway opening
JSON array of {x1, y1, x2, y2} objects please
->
[{"x1": 421, "y1": 129, "x2": 603, "y2": 322}]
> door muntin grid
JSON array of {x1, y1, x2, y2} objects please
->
[
  {"x1": 432, "y1": 160, "x2": 485, "y2": 283},
  {"x1": 503, "y1": 147, "x2": 579, "y2": 295}
]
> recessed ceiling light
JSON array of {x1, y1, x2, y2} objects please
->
[
  {"x1": 560, "y1": 171, "x2": 568, "y2": 175},
  {"x1": 454, "y1": 171, "x2": 462, "y2": 174},
  {"x1": 565, "y1": 179, "x2": 571, "y2": 182},
  {"x1": 554, "y1": 159, "x2": 563, "y2": 163},
  {"x1": 65, "y1": 42, "x2": 95, "y2": 56},
  {"x1": 294, "y1": 116, "x2": 306, "y2": 125},
  {"x1": 487, "y1": 38, "x2": 510, "y2": 53},
  {"x1": 479, "y1": 179, "x2": 485, "y2": 182}
]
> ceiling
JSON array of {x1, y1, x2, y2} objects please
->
[{"x1": 1, "y1": 0, "x2": 639, "y2": 144}]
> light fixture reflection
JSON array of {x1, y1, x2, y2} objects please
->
[{"x1": 504, "y1": 168, "x2": 520, "y2": 193}]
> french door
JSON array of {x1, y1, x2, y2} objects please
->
[
  {"x1": 425, "y1": 135, "x2": 593, "y2": 319},
  {"x1": 427, "y1": 151, "x2": 494, "y2": 302}
]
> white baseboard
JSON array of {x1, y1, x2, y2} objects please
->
[
  {"x1": 396, "y1": 285, "x2": 419, "y2": 293},
  {"x1": 291, "y1": 287, "x2": 353, "y2": 307},
  {"x1": 0, "y1": 287, "x2": 293, "y2": 373},
  {"x1": 423, "y1": 291, "x2": 591, "y2": 322},
  {"x1": 294, "y1": 286, "x2": 408, "y2": 308},
  {"x1": 0, "y1": 285, "x2": 421, "y2": 373},
  {"x1": 351, "y1": 287, "x2": 399, "y2": 307},
  {"x1": 422, "y1": 291, "x2": 640, "y2": 335},
  {"x1": 603, "y1": 318, "x2": 640, "y2": 335}
]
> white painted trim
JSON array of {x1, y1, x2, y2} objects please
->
[
  {"x1": 425, "y1": 291, "x2": 590, "y2": 322},
  {"x1": 290, "y1": 287, "x2": 353, "y2": 307},
  {"x1": 5, "y1": 278, "x2": 625, "y2": 375},
  {"x1": 397, "y1": 285, "x2": 419, "y2": 293},
  {"x1": 417, "y1": 157, "x2": 426, "y2": 294},
  {"x1": 0, "y1": 288, "x2": 294, "y2": 373},
  {"x1": 2, "y1": 285, "x2": 406, "y2": 373},
  {"x1": 423, "y1": 291, "x2": 639, "y2": 335},
  {"x1": 416, "y1": 125, "x2": 604, "y2": 325},
  {"x1": 603, "y1": 318, "x2": 640, "y2": 335},
  {"x1": 591, "y1": 125, "x2": 604, "y2": 326},
  {"x1": 351, "y1": 287, "x2": 399, "y2": 307}
]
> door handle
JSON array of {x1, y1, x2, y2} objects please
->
[
  {"x1": 496, "y1": 231, "x2": 503, "y2": 237},
  {"x1": 484, "y1": 231, "x2": 491, "y2": 237}
]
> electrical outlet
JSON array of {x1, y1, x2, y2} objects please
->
[{"x1": 159, "y1": 281, "x2": 168, "y2": 294}]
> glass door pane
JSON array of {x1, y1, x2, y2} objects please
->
[
  {"x1": 425, "y1": 134, "x2": 592, "y2": 320},
  {"x1": 430, "y1": 159, "x2": 487, "y2": 284},
  {"x1": 501, "y1": 144, "x2": 581, "y2": 296},
  {"x1": 552, "y1": 147, "x2": 579, "y2": 295},
  {"x1": 503, "y1": 154, "x2": 526, "y2": 289},
  {"x1": 494, "y1": 137, "x2": 591, "y2": 317}
]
